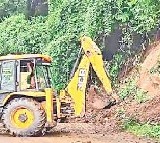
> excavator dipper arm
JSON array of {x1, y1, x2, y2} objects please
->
[{"x1": 61, "y1": 36, "x2": 112, "y2": 117}]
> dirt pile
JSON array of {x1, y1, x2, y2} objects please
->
[
  {"x1": 120, "y1": 42, "x2": 160, "y2": 123},
  {"x1": 78, "y1": 42, "x2": 160, "y2": 127},
  {"x1": 124, "y1": 95, "x2": 160, "y2": 123},
  {"x1": 84, "y1": 86, "x2": 116, "y2": 123},
  {"x1": 67, "y1": 86, "x2": 121, "y2": 134},
  {"x1": 137, "y1": 42, "x2": 160, "y2": 96}
]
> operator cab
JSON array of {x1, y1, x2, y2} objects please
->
[
  {"x1": 0, "y1": 54, "x2": 52, "y2": 93},
  {"x1": 20, "y1": 58, "x2": 52, "y2": 91}
]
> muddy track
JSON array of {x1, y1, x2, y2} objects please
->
[{"x1": 0, "y1": 123, "x2": 158, "y2": 143}]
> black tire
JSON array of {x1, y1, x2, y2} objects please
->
[{"x1": 2, "y1": 97, "x2": 46, "y2": 137}]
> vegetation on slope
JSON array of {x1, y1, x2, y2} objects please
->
[{"x1": 0, "y1": 0, "x2": 159, "y2": 89}]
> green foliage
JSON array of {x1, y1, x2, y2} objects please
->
[
  {"x1": 0, "y1": 0, "x2": 27, "y2": 18},
  {"x1": 0, "y1": 0, "x2": 160, "y2": 90},
  {"x1": 113, "y1": 0, "x2": 160, "y2": 33},
  {"x1": 118, "y1": 80, "x2": 137, "y2": 100},
  {"x1": 150, "y1": 59, "x2": 160, "y2": 75},
  {"x1": 45, "y1": 0, "x2": 113, "y2": 89},
  {"x1": 123, "y1": 119, "x2": 160, "y2": 139},
  {"x1": 107, "y1": 52, "x2": 125, "y2": 84},
  {"x1": 134, "y1": 89, "x2": 149, "y2": 103},
  {"x1": 118, "y1": 79, "x2": 148, "y2": 103},
  {"x1": 108, "y1": 0, "x2": 160, "y2": 84},
  {"x1": 0, "y1": 14, "x2": 51, "y2": 55},
  {"x1": 116, "y1": 107, "x2": 126, "y2": 119},
  {"x1": 44, "y1": 37, "x2": 79, "y2": 89}
]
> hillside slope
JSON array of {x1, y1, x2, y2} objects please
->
[{"x1": 138, "y1": 42, "x2": 160, "y2": 96}]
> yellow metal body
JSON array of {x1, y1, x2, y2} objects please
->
[
  {"x1": 0, "y1": 53, "x2": 54, "y2": 123},
  {"x1": 66, "y1": 55, "x2": 90, "y2": 116},
  {"x1": 56, "y1": 97, "x2": 61, "y2": 118},
  {"x1": 81, "y1": 36, "x2": 112, "y2": 93},
  {"x1": 64, "y1": 36, "x2": 112, "y2": 116},
  {"x1": 45, "y1": 88, "x2": 53, "y2": 123},
  {"x1": 0, "y1": 54, "x2": 52, "y2": 62},
  {"x1": 2, "y1": 89, "x2": 53, "y2": 123},
  {"x1": 11, "y1": 108, "x2": 34, "y2": 129},
  {"x1": 2, "y1": 91, "x2": 46, "y2": 106},
  {"x1": 1, "y1": 36, "x2": 112, "y2": 125}
]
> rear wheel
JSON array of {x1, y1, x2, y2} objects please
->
[{"x1": 2, "y1": 97, "x2": 46, "y2": 137}]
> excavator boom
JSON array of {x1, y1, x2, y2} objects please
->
[{"x1": 63, "y1": 36, "x2": 112, "y2": 116}]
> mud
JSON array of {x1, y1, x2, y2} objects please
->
[
  {"x1": 0, "y1": 123, "x2": 158, "y2": 143},
  {"x1": 67, "y1": 85, "x2": 120, "y2": 135},
  {"x1": 125, "y1": 95, "x2": 160, "y2": 123}
]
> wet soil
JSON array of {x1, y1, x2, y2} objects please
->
[{"x1": 0, "y1": 123, "x2": 158, "y2": 143}]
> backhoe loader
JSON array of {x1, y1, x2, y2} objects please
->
[{"x1": 0, "y1": 36, "x2": 113, "y2": 137}]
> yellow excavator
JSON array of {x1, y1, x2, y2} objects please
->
[{"x1": 0, "y1": 36, "x2": 114, "y2": 136}]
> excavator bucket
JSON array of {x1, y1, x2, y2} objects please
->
[{"x1": 87, "y1": 85, "x2": 116, "y2": 110}]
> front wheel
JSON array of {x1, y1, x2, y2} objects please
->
[{"x1": 2, "y1": 97, "x2": 46, "y2": 137}]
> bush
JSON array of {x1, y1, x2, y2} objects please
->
[
  {"x1": 123, "y1": 119, "x2": 160, "y2": 139},
  {"x1": 0, "y1": 0, "x2": 27, "y2": 18},
  {"x1": 0, "y1": 0, "x2": 159, "y2": 90},
  {"x1": 0, "y1": 14, "x2": 51, "y2": 55}
]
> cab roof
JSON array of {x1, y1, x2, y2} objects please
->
[{"x1": 0, "y1": 54, "x2": 52, "y2": 62}]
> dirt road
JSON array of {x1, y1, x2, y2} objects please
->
[
  {"x1": 0, "y1": 133, "x2": 157, "y2": 143},
  {"x1": 0, "y1": 123, "x2": 158, "y2": 143}
]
